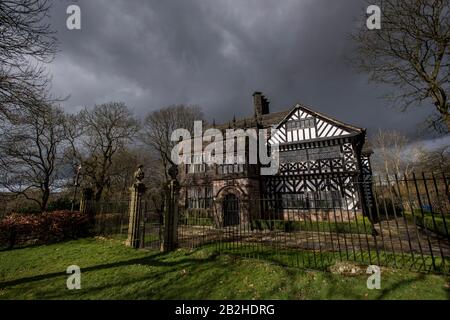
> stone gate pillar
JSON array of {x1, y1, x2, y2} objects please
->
[
  {"x1": 161, "y1": 165, "x2": 180, "y2": 252},
  {"x1": 126, "y1": 165, "x2": 146, "y2": 248}
]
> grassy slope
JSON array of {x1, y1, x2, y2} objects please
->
[{"x1": 0, "y1": 238, "x2": 448, "y2": 300}]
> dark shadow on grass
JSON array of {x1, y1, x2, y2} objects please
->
[
  {"x1": 0, "y1": 248, "x2": 219, "y2": 289},
  {"x1": 6, "y1": 250, "x2": 238, "y2": 300},
  {"x1": 376, "y1": 273, "x2": 426, "y2": 300},
  {"x1": 0, "y1": 236, "x2": 101, "y2": 252},
  {"x1": 224, "y1": 248, "x2": 449, "y2": 300},
  {"x1": 0, "y1": 242, "x2": 47, "y2": 252}
]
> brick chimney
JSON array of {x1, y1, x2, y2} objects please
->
[{"x1": 253, "y1": 91, "x2": 270, "y2": 117}]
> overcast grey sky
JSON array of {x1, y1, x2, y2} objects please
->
[{"x1": 47, "y1": 0, "x2": 446, "y2": 141}]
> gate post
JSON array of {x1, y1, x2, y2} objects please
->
[
  {"x1": 161, "y1": 164, "x2": 180, "y2": 252},
  {"x1": 126, "y1": 165, "x2": 146, "y2": 248}
]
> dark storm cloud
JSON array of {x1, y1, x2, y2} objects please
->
[{"x1": 48, "y1": 0, "x2": 440, "y2": 138}]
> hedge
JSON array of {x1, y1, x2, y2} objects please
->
[
  {"x1": 250, "y1": 217, "x2": 373, "y2": 235},
  {"x1": 421, "y1": 216, "x2": 450, "y2": 237},
  {"x1": 404, "y1": 211, "x2": 450, "y2": 237},
  {"x1": 0, "y1": 211, "x2": 90, "y2": 249}
]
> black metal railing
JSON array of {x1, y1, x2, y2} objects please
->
[
  {"x1": 174, "y1": 172, "x2": 450, "y2": 274},
  {"x1": 89, "y1": 200, "x2": 130, "y2": 238},
  {"x1": 88, "y1": 172, "x2": 449, "y2": 274}
]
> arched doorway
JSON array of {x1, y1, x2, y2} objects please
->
[{"x1": 223, "y1": 194, "x2": 239, "y2": 226}]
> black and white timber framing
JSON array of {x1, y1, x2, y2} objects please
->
[
  {"x1": 267, "y1": 104, "x2": 373, "y2": 211},
  {"x1": 179, "y1": 92, "x2": 373, "y2": 219}
]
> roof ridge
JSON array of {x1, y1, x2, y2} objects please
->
[
  {"x1": 206, "y1": 101, "x2": 365, "y2": 134},
  {"x1": 296, "y1": 103, "x2": 364, "y2": 132}
]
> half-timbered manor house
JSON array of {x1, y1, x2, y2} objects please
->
[{"x1": 179, "y1": 92, "x2": 373, "y2": 226}]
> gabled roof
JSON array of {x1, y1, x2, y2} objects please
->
[
  {"x1": 208, "y1": 110, "x2": 290, "y2": 131},
  {"x1": 276, "y1": 103, "x2": 365, "y2": 134},
  {"x1": 210, "y1": 102, "x2": 365, "y2": 137}
]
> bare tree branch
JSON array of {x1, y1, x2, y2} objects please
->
[
  {"x1": 140, "y1": 105, "x2": 204, "y2": 183},
  {"x1": 65, "y1": 102, "x2": 140, "y2": 201},
  {"x1": 0, "y1": 0, "x2": 58, "y2": 120},
  {"x1": 0, "y1": 104, "x2": 66, "y2": 211},
  {"x1": 352, "y1": 0, "x2": 449, "y2": 133}
]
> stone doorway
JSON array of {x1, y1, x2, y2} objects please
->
[{"x1": 223, "y1": 194, "x2": 240, "y2": 226}]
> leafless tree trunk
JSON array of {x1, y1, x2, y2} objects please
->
[
  {"x1": 65, "y1": 102, "x2": 140, "y2": 201},
  {"x1": 370, "y1": 129, "x2": 420, "y2": 178},
  {"x1": 0, "y1": 0, "x2": 57, "y2": 120},
  {"x1": 141, "y1": 105, "x2": 204, "y2": 183},
  {"x1": 0, "y1": 104, "x2": 66, "y2": 211},
  {"x1": 352, "y1": 0, "x2": 449, "y2": 133},
  {"x1": 415, "y1": 144, "x2": 450, "y2": 172}
]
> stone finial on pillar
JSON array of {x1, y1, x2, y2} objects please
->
[
  {"x1": 161, "y1": 164, "x2": 180, "y2": 252},
  {"x1": 126, "y1": 165, "x2": 147, "y2": 248}
]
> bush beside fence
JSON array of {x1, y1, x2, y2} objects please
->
[
  {"x1": 403, "y1": 210, "x2": 450, "y2": 238},
  {"x1": 250, "y1": 216, "x2": 373, "y2": 234},
  {"x1": 0, "y1": 211, "x2": 90, "y2": 249}
]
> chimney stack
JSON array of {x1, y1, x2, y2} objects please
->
[{"x1": 253, "y1": 91, "x2": 270, "y2": 117}]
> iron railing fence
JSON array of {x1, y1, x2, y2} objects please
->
[
  {"x1": 88, "y1": 199, "x2": 163, "y2": 249},
  {"x1": 88, "y1": 200, "x2": 130, "y2": 237},
  {"x1": 175, "y1": 172, "x2": 450, "y2": 274},
  {"x1": 86, "y1": 172, "x2": 449, "y2": 274}
]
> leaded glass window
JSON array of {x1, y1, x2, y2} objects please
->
[
  {"x1": 279, "y1": 146, "x2": 342, "y2": 164},
  {"x1": 286, "y1": 118, "x2": 315, "y2": 130}
]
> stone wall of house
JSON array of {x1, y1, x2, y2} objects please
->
[{"x1": 212, "y1": 177, "x2": 261, "y2": 226}]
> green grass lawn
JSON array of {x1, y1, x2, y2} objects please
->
[{"x1": 0, "y1": 237, "x2": 449, "y2": 300}]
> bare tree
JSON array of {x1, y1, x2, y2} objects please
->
[
  {"x1": 352, "y1": 0, "x2": 450, "y2": 132},
  {"x1": 95, "y1": 147, "x2": 164, "y2": 200},
  {"x1": 370, "y1": 129, "x2": 421, "y2": 177},
  {"x1": 141, "y1": 105, "x2": 204, "y2": 182},
  {"x1": 0, "y1": 0, "x2": 57, "y2": 119},
  {"x1": 416, "y1": 144, "x2": 450, "y2": 172},
  {"x1": 102, "y1": 148, "x2": 138, "y2": 199},
  {"x1": 67, "y1": 102, "x2": 140, "y2": 201},
  {"x1": 0, "y1": 104, "x2": 66, "y2": 211}
]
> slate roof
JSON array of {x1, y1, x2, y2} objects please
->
[
  {"x1": 210, "y1": 102, "x2": 365, "y2": 134},
  {"x1": 206, "y1": 101, "x2": 372, "y2": 154},
  {"x1": 210, "y1": 110, "x2": 291, "y2": 131}
]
